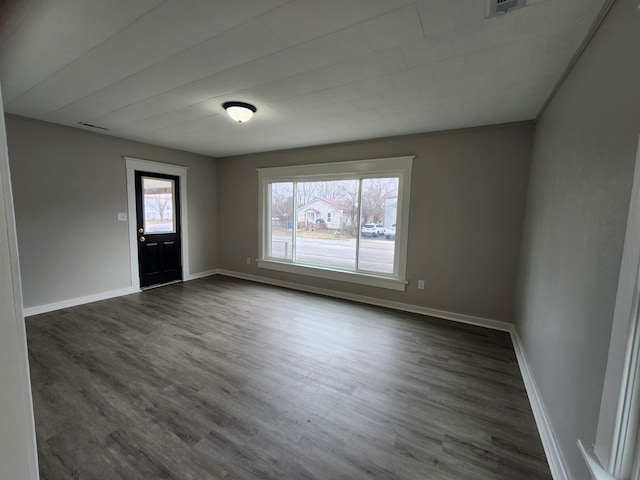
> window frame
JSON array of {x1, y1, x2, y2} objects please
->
[
  {"x1": 141, "y1": 176, "x2": 177, "y2": 234},
  {"x1": 257, "y1": 156, "x2": 413, "y2": 292}
]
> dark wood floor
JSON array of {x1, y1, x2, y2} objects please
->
[{"x1": 27, "y1": 276, "x2": 551, "y2": 480}]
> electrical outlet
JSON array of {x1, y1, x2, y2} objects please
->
[
  {"x1": 418, "y1": 279, "x2": 425, "y2": 290},
  {"x1": 246, "y1": 257, "x2": 251, "y2": 265},
  {"x1": 117, "y1": 212, "x2": 127, "y2": 222}
]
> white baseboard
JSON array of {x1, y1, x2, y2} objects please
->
[
  {"x1": 510, "y1": 328, "x2": 571, "y2": 480},
  {"x1": 24, "y1": 270, "x2": 219, "y2": 317},
  {"x1": 22, "y1": 268, "x2": 511, "y2": 330},
  {"x1": 215, "y1": 269, "x2": 512, "y2": 332},
  {"x1": 23, "y1": 286, "x2": 140, "y2": 317},
  {"x1": 185, "y1": 269, "x2": 218, "y2": 281},
  {"x1": 578, "y1": 440, "x2": 615, "y2": 480}
]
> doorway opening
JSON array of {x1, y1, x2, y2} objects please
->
[
  {"x1": 125, "y1": 157, "x2": 189, "y2": 290},
  {"x1": 135, "y1": 171, "x2": 181, "y2": 288}
]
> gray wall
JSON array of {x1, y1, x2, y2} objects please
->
[
  {"x1": 6, "y1": 115, "x2": 218, "y2": 309},
  {"x1": 217, "y1": 122, "x2": 533, "y2": 323},
  {"x1": 515, "y1": 1, "x2": 640, "y2": 478}
]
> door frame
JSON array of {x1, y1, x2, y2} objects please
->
[
  {"x1": 125, "y1": 157, "x2": 189, "y2": 291},
  {"x1": 591, "y1": 134, "x2": 640, "y2": 478}
]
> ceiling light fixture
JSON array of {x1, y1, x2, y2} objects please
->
[{"x1": 222, "y1": 101, "x2": 257, "y2": 123}]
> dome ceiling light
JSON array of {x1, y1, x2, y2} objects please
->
[{"x1": 222, "y1": 101, "x2": 257, "y2": 123}]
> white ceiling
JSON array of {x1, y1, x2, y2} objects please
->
[{"x1": 0, "y1": 0, "x2": 605, "y2": 157}]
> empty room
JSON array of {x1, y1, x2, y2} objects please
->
[{"x1": 1, "y1": 0, "x2": 639, "y2": 479}]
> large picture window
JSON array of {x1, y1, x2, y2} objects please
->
[{"x1": 257, "y1": 156, "x2": 413, "y2": 291}]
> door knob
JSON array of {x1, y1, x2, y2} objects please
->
[
  {"x1": 139, "y1": 236, "x2": 145, "y2": 242},
  {"x1": 138, "y1": 228, "x2": 144, "y2": 234}
]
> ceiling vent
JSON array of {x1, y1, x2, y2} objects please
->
[
  {"x1": 487, "y1": 0, "x2": 525, "y2": 17},
  {"x1": 78, "y1": 122, "x2": 109, "y2": 131}
]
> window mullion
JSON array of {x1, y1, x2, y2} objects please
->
[
  {"x1": 292, "y1": 181, "x2": 297, "y2": 262},
  {"x1": 267, "y1": 183, "x2": 272, "y2": 258},
  {"x1": 392, "y1": 175, "x2": 401, "y2": 277},
  {"x1": 355, "y1": 177, "x2": 363, "y2": 273}
]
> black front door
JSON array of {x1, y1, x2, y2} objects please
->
[{"x1": 135, "y1": 171, "x2": 182, "y2": 288}]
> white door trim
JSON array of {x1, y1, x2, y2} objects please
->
[
  {"x1": 125, "y1": 157, "x2": 189, "y2": 291},
  {"x1": 594, "y1": 134, "x2": 640, "y2": 478},
  {"x1": 0, "y1": 83, "x2": 39, "y2": 479}
]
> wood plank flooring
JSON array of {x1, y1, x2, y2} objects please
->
[{"x1": 26, "y1": 276, "x2": 552, "y2": 479}]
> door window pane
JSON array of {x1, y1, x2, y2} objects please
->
[
  {"x1": 295, "y1": 180, "x2": 359, "y2": 269},
  {"x1": 270, "y1": 182, "x2": 293, "y2": 260},
  {"x1": 358, "y1": 177, "x2": 399, "y2": 274},
  {"x1": 142, "y1": 177, "x2": 175, "y2": 233}
]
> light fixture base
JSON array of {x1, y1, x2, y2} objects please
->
[{"x1": 222, "y1": 101, "x2": 257, "y2": 123}]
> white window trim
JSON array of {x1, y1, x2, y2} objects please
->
[
  {"x1": 592, "y1": 134, "x2": 640, "y2": 479},
  {"x1": 124, "y1": 157, "x2": 189, "y2": 291},
  {"x1": 257, "y1": 156, "x2": 413, "y2": 292}
]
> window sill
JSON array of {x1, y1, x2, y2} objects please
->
[{"x1": 256, "y1": 259, "x2": 407, "y2": 291}]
